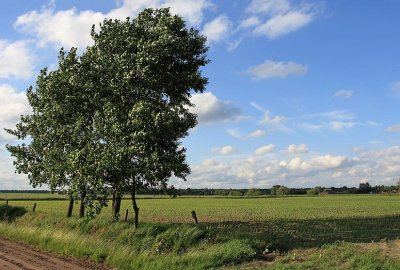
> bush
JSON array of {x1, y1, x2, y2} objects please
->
[
  {"x1": 307, "y1": 187, "x2": 322, "y2": 196},
  {"x1": 245, "y1": 189, "x2": 263, "y2": 196},
  {"x1": 0, "y1": 205, "x2": 27, "y2": 222},
  {"x1": 228, "y1": 191, "x2": 242, "y2": 196}
]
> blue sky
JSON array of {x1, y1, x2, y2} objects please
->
[{"x1": 1, "y1": 0, "x2": 400, "y2": 189}]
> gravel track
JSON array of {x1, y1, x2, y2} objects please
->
[{"x1": 0, "y1": 237, "x2": 115, "y2": 270}]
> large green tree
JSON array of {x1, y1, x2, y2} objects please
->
[
  {"x1": 82, "y1": 8, "x2": 209, "y2": 227},
  {"x1": 5, "y1": 48, "x2": 102, "y2": 217},
  {"x1": 7, "y1": 8, "x2": 208, "y2": 226}
]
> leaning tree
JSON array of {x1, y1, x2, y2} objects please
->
[
  {"x1": 5, "y1": 48, "x2": 102, "y2": 217},
  {"x1": 81, "y1": 8, "x2": 209, "y2": 227},
  {"x1": 7, "y1": 8, "x2": 208, "y2": 226}
]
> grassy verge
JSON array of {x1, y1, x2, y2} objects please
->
[
  {"x1": 1, "y1": 197, "x2": 400, "y2": 269},
  {"x1": 0, "y1": 210, "x2": 258, "y2": 269}
]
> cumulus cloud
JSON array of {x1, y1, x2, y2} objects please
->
[
  {"x1": 249, "y1": 102, "x2": 292, "y2": 133},
  {"x1": 0, "y1": 85, "x2": 31, "y2": 142},
  {"x1": 246, "y1": 0, "x2": 291, "y2": 15},
  {"x1": 386, "y1": 124, "x2": 400, "y2": 132},
  {"x1": 285, "y1": 144, "x2": 308, "y2": 154},
  {"x1": 254, "y1": 144, "x2": 275, "y2": 155},
  {"x1": 0, "y1": 153, "x2": 31, "y2": 189},
  {"x1": 0, "y1": 40, "x2": 34, "y2": 79},
  {"x1": 190, "y1": 92, "x2": 244, "y2": 124},
  {"x1": 300, "y1": 121, "x2": 355, "y2": 132},
  {"x1": 175, "y1": 145, "x2": 400, "y2": 189},
  {"x1": 300, "y1": 110, "x2": 357, "y2": 132},
  {"x1": 211, "y1": 145, "x2": 236, "y2": 155},
  {"x1": 304, "y1": 110, "x2": 355, "y2": 121},
  {"x1": 249, "y1": 129, "x2": 266, "y2": 138},
  {"x1": 334, "y1": 90, "x2": 354, "y2": 99},
  {"x1": 246, "y1": 60, "x2": 308, "y2": 80},
  {"x1": 202, "y1": 15, "x2": 231, "y2": 44},
  {"x1": 15, "y1": 0, "x2": 212, "y2": 49},
  {"x1": 329, "y1": 121, "x2": 354, "y2": 131},
  {"x1": 259, "y1": 111, "x2": 286, "y2": 125},
  {"x1": 242, "y1": 0, "x2": 318, "y2": 39},
  {"x1": 253, "y1": 11, "x2": 313, "y2": 38},
  {"x1": 239, "y1": 16, "x2": 261, "y2": 29}
]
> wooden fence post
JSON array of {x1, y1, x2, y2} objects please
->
[
  {"x1": 191, "y1": 210, "x2": 198, "y2": 224},
  {"x1": 5, "y1": 200, "x2": 8, "y2": 206},
  {"x1": 33, "y1": 203, "x2": 37, "y2": 212},
  {"x1": 124, "y1": 209, "x2": 129, "y2": 222}
]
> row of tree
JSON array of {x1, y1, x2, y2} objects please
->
[
  {"x1": 6, "y1": 8, "x2": 209, "y2": 228},
  {"x1": 171, "y1": 183, "x2": 400, "y2": 196}
]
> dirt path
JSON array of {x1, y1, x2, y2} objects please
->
[{"x1": 0, "y1": 237, "x2": 115, "y2": 270}]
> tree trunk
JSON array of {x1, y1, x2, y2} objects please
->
[
  {"x1": 111, "y1": 187, "x2": 123, "y2": 221},
  {"x1": 66, "y1": 196, "x2": 74, "y2": 217},
  {"x1": 111, "y1": 190, "x2": 116, "y2": 214},
  {"x1": 115, "y1": 196, "x2": 122, "y2": 216},
  {"x1": 79, "y1": 190, "x2": 86, "y2": 218},
  {"x1": 112, "y1": 193, "x2": 122, "y2": 221},
  {"x1": 131, "y1": 191, "x2": 139, "y2": 229}
]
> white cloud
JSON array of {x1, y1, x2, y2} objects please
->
[
  {"x1": 250, "y1": 102, "x2": 291, "y2": 133},
  {"x1": 253, "y1": 10, "x2": 313, "y2": 38},
  {"x1": 386, "y1": 124, "x2": 400, "y2": 132},
  {"x1": 190, "y1": 92, "x2": 244, "y2": 124},
  {"x1": 211, "y1": 145, "x2": 236, "y2": 155},
  {"x1": 249, "y1": 129, "x2": 266, "y2": 138},
  {"x1": 334, "y1": 89, "x2": 353, "y2": 99},
  {"x1": 246, "y1": 0, "x2": 291, "y2": 15},
  {"x1": 0, "y1": 40, "x2": 34, "y2": 79},
  {"x1": 300, "y1": 110, "x2": 356, "y2": 132},
  {"x1": 15, "y1": 8, "x2": 104, "y2": 49},
  {"x1": 15, "y1": 0, "x2": 212, "y2": 49},
  {"x1": 226, "y1": 128, "x2": 242, "y2": 139},
  {"x1": 171, "y1": 145, "x2": 400, "y2": 189},
  {"x1": 259, "y1": 111, "x2": 286, "y2": 125},
  {"x1": 239, "y1": 16, "x2": 261, "y2": 29},
  {"x1": 285, "y1": 144, "x2": 308, "y2": 154},
  {"x1": 0, "y1": 85, "x2": 31, "y2": 142},
  {"x1": 329, "y1": 121, "x2": 354, "y2": 131},
  {"x1": 287, "y1": 155, "x2": 348, "y2": 172},
  {"x1": 161, "y1": 0, "x2": 212, "y2": 25},
  {"x1": 0, "y1": 153, "x2": 31, "y2": 189},
  {"x1": 300, "y1": 121, "x2": 355, "y2": 132},
  {"x1": 306, "y1": 110, "x2": 354, "y2": 121},
  {"x1": 255, "y1": 144, "x2": 275, "y2": 155},
  {"x1": 202, "y1": 15, "x2": 231, "y2": 44},
  {"x1": 246, "y1": 59, "x2": 308, "y2": 80}
]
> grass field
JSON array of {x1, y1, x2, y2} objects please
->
[{"x1": 1, "y1": 194, "x2": 400, "y2": 269}]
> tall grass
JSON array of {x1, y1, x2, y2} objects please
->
[{"x1": 1, "y1": 195, "x2": 400, "y2": 269}]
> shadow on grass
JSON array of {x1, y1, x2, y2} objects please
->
[
  {"x1": 0, "y1": 205, "x2": 28, "y2": 222},
  {"x1": 211, "y1": 215, "x2": 400, "y2": 252}
]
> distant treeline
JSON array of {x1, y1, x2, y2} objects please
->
[
  {"x1": 1, "y1": 182, "x2": 398, "y2": 197},
  {"x1": 138, "y1": 182, "x2": 400, "y2": 196},
  {"x1": 0, "y1": 190, "x2": 50, "y2": 194}
]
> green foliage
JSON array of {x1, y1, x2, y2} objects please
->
[
  {"x1": 267, "y1": 242, "x2": 400, "y2": 270},
  {"x1": 271, "y1": 185, "x2": 291, "y2": 196},
  {"x1": 0, "y1": 205, "x2": 27, "y2": 222},
  {"x1": 6, "y1": 8, "x2": 209, "y2": 222},
  {"x1": 2, "y1": 195, "x2": 400, "y2": 269},
  {"x1": 228, "y1": 190, "x2": 243, "y2": 196},
  {"x1": 307, "y1": 186, "x2": 322, "y2": 196},
  {"x1": 245, "y1": 188, "x2": 263, "y2": 196}
]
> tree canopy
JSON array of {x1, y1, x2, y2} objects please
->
[{"x1": 6, "y1": 8, "x2": 209, "y2": 226}]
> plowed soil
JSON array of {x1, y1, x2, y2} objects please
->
[{"x1": 0, "y1": 237, "x2": 115, "y2": 270}]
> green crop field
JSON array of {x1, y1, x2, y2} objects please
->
[{"x1": 1, "y1": 194, "x2": 400, "y2": 269}]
